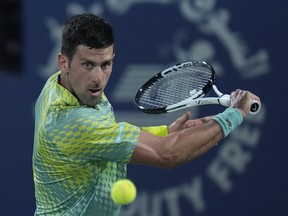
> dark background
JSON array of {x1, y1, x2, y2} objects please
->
[{"x1": 0, "y1": 0, "x2": 287, "y2": 215}]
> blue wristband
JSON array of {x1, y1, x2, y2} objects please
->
[{"x1": 213, "y1": 108, "x2": 244, "y2": 138}]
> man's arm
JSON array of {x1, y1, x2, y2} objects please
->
[
  {"x1": 130, "y1": 89, "x2": 260, "y2": 169},
  {"x1": 131, "y1": 118, "x2": 222, "y2": 169}
]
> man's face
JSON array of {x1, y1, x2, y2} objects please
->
[{"x1": 59, "y1": 45, "x2": 115, "y2": 107}]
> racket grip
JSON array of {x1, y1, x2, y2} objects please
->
[
  {"x1": 219, "y1": 95, "x2": 261, "y2": 115},
  {"x1": 250, "y1": 100, "x2": 261, "y2": 115}
]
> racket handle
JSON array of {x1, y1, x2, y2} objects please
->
[
  {"x1": 250, "y1": 100, "x2": 261, "y2": 115},
  {"x1": 219, "y1": 95, "x2": 261, "y2": 115}
]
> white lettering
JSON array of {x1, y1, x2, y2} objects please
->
[
  {"x1": 163, "y1": 187, "x2": 181, "y2": 216},
  {"x1": 233, "y1": 126, "x2": 261, "y2": 148},
  {"x1": 219, "y1": 140, "x2": 252, "y2": 174},
  {"x1": 106, "y1": 0, "x2": 175, "y2": 14},
  {"x1": 121, "y1": 176, "x2": 205, "y2": 215},
  {"x1": 179, "y1": 0, "x2": 270, "y2": 78},
  {"x1": 121, "y1": 191, "x2": 163, "y2": 216},
  {"x1": 206, "y1": 120, "x2": 264, "y2": 192},
  {"x1": 207, "y1": 155, "x2": 232, "y2": 192},
  {"x1": 182, "y1": 176, "x2": 206, "y2": 213}
]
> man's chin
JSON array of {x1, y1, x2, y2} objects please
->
[
  {"x1": 81, "y1": 97, "x2": 102, "y2": 108},
  {"x1": 93, "y1": 100, "x2": 102, "y2": 108}
]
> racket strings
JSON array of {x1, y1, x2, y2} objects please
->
[{"x1": 138, "y1": 66, "x2": 212, "y2": 108}]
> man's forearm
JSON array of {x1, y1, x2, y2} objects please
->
[{"x1": 160, "y1": 120, "x2": 223, "y2": 168}]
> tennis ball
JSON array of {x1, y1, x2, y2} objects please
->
[{"x1": 111, "y1": 179, "x2": 137, "y2": 205}]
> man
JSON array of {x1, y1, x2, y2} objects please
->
[{"x1": 33, "y1": 13, "x2": 260, "y2": 215}]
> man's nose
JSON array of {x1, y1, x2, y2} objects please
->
[{"x1": 91, "y1": 67, "x2": 104, "y2": 84}]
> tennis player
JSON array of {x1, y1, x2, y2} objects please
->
[{"x1": 32, "y1": 13, "x2": 260, "y2": 215}]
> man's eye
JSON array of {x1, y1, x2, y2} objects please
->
[
  {"x1": 101, "y1": 62, "x2": 112, "y2": 70},
  {"x1": 83, "y1": 62, "x2": 93, "y2": 69}
]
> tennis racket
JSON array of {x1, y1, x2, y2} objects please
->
[{"x1": 134, "y1": 61, "x2": 261, "y2": 114}]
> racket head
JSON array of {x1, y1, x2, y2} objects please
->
[{"x1": 135, "y1": 61, "x2": 216, "y2": 114}]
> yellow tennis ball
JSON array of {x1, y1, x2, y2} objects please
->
[{"x1": 111, "y1": 179, "x2": 137, "y2": 205}]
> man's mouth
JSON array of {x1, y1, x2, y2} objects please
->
[{"x1": 88, "y1": 88, "x2": 102, "y2": 96}]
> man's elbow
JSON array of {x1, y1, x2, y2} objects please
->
[{"x1": 158, "y1": 150, "x2": 187, "y2": 169}]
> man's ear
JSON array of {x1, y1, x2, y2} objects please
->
[{"x1": 57, "y1": 53, "x2": 69, "y2": 73}]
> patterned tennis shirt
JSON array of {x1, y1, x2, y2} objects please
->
[{"x1": 33, "y1": 72, "x2": 140, "y2": 215}]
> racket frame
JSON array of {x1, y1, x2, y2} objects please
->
[
  {"x1": 135, "y1": 61, "x2": 216, "y2": 114},
  {"x1": 135, "y1": 61, "x2": 261, "y2": 115}
]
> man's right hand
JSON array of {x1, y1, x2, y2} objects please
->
[{"x1": 229, "y1": 89, "x2": 261, "y2": 118}]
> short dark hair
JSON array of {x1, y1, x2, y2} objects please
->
[{"x1": 61, "y1": 13, "x2": 114, "y2": 60}]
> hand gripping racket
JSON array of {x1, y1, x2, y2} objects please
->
[{"x1": 134, "y1": 61, "x2": 261, "y2": 114}]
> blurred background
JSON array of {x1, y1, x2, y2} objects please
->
[{"x1": 0, "y1": 0, "x2": 287, "y2": 215}]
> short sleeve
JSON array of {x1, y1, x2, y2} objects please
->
[{"x1": 47, "y1": 107, "x2": 141, "y2": 163}]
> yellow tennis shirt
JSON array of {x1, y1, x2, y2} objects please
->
[{"x1": 33, "y1": 72, "x2": 140, "y2": 215}]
